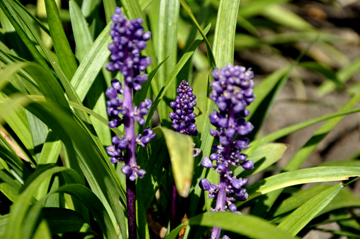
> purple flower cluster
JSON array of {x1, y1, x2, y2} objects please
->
[
  {"x1": 105, "y1": 7, "x2": 156, "y2": 181},
  {"x1": 199, "y1": 64, "x2": 255, "y2": 239},
  {"x1": 106, "y1": 7, "x2": 152, "y2": 91},
  {"x1": 169, "y1": 80, "x2": 198, "y2": 136}
]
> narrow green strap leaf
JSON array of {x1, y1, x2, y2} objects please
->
[
  {"x1": 33, "y1": 220, "x2": 51, "y2": 239},
  {"x1": 251, "y1": 107, "x2": 360, "y2": 146},
  {"x1": 285, "y1": 90, "x2": 360, "y2": 171},
  {"x1": 0, "y1": 120, "x2": 32, "y2": 180},
  {"x1": 137, "y1": 127, "x2": 169, "y2": 210},
  {"x1": 48, "y1": 185, "x2": 117, "y2": 239},
  {"x1": 299, "y1": 62, "x2": 342, "y2": 90},
  {"x1": 41, "y1": 208, "x2": 93, "y2": 234},
  {"x1": 238, "y1": 166, "x2": 360, "y2": 207},
  {"x1": 212, "y1": 0, "x2": 240, "y2": 67},
  {"x1": 248, "y1": 40, "x2": 314, "y2": 138},
  {"x1": 69, "y1": 0, "x2": 111, "y2": 145},
  {"x1": 158, "y1": 0, "x2": 180, "y2": 124},
  {"x1": 319, "y1": 54, "x2": 360, "y2": 95},
  {"x1": 44, "y1": 0, "x2": 78, "y2": 79},
  {"x1": 0, "y1": 0, "x2": 49, "y2": 70},
  {"x1": 1, "y1": 0, "x2": 88, "y2": 121},
  {"x1": 4, "y1": 165, "x2": 81, "y2": 239},
  {"x1": 0, "y1": 6, "x2": 33, "y2": 61},
  {"x1": 238, "y1": 0, "x2": 290, "y2": 18},
  {"x1": 272, "y1": 184, "x2": 331, "y2": 218},
  {"x1": 22, "y1": 99, "x2": 127, "y2": 239},
  {"x1": 35, "y1": 131, "x2": 62, "y2": 199},
  {"x1": 165, "y1": 212, "x2": 299, "y2": 239},
  {"x1": 234, "y1": 143, "x2": 288, "y2": 178},
  {"x1": 134, "y1": 57, "x2": 168, "y2": 106},
  {"x1": 179, "y1": 0, "x2": 216, "y2": 68},
  {"x1": 261, "y1": 4, "x2": 313, "y2": 31},
  {"x1": 70, "y1": 22, "x2": 112, "y2": 101},
  {"x1": 278, "y1": 184, "x2": 343, "y2": 236},
  {"x1": 69, "y1": 0, "x2": 93, "y2": 62},
  {"x1": 0, "y1": 93, "x2": 34, "y2": 162},
  {"x1": 103, "y1": 0, "x2": 117, "y2": 23}
]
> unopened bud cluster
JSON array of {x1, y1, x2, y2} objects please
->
[{"x1": 169, "y1": 80, "x2": 198, "y2": 136}]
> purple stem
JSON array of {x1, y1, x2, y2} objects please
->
[
  {"x1": 170, "y1": 184, "x2": 178, "y2": 231},
  {"x1": 211, "y1": 108, "x2": 235, "y2": 239},
  {"x1": 126, "y1": 179, "x2": 137, "y2": 239},
  {"x1": 211, "y1": 174, "x2": 227, "y2": 239},
  {"x1": 123, "y1": 69, "x2": 137, "y2": 239}
]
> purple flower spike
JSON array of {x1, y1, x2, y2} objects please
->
[
  {"x1": 198, "y1": 64, "x2": 255, "y2": 239},
  {"x1": 105, "y1": 8, "x2": 156, "y2": 239},
  {"x1": 169, "y1": 80, "x2": 199, "y2": 136}
]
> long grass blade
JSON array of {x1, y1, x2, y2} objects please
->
[{"x1": 44, "y1": 0, "x2": 78, "y2": 79}]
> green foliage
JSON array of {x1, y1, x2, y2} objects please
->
[{"x1": 1, "y1": 0, "x2": 360, "y2": 238}]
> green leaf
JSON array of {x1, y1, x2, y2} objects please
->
[
  {"x1": 4, "y1": 165, "x2": 81, "y2": 239},
  {"x1": 278, "y1": 184, "x2": 343, "y2": 236},
  {"x1": 69, "y1": 0, "x2": 93, "y2": 62},
  {"x1": 29, "y1": 184, "x2": 117, "y2": 239},
  {"x1": 192, "y1": 69, "x2": 210, "y2": 136},
  {"x1": 271, "y1": 184, "x2": 331, "y2": 219},
  {"x1": 319, "y1": 55, "x2": 360, "y2": 95},
  {"x1": 160, "y1": 127, "x2": 193, "y2": 197},
  {"x1": 179, "y1": 0, "x2": 216, "y2": 68},
  {"x1": 0, "y1": 118, "x2": 32, "y2": 180},
  {"x1": 134, "y1": 57, "x2": 168, "y2": 106},
  {"x1": 44, "y1": 0, "x2": 78, "y2": 79},
  {"x1": 33, "y1": 220, "x2": 51, "y2": 239},
  {"x1": 298, "y1": 62, "x2": 343, "y2": 89},
  {"x1": 165, "y1": 212, "x2": 299, "y2": 239},
  {"x1": 238, "y1": 166, "x2": 360, "y2": 207},
  {"x1": 138, "y1": 127, "x2": 169, "y2": 209},
  {"x1": 0, "y1": 0, "x2": 49, "y2": 70},
  {"x1": 0, "y1": 92, "x2": 34, "y2": 161},
  {"x1": 251, "y1": 107, "x2": 360, "y2": 146},
  {"x1": 238, "y1": 0, "x2": 290, "y2": 18},
  {"x1": 1, "y1": 96, "x2": 127, "y2": 239},
  {"x1": 103, "y1": 0, "x2": 117, "y2": 23},
  {"x1": 70, "y1": 22, "x2": 112, "y2": 101},
  {"x1": 285, "y1": 91, "x2": 360, "y2": 171},
  {"x1": 212, "y1": 0, "x2": 240, "y2": 67},
  {"x1": 320, "y1": 186, "x2": 360, "y2": 216},
  {"x1": 234, "y1": 143, "x2": 288, "y2": 178},
  {"x1": 35, "y1": 131, "x2": 62, "y2": 199},
  {"x1": 0, "y1": 5, "x2": 33, "y2": 61},
  {"x1": 157, "y1": 0, "x2": 180, "y2": 124},
  {"x1": 42, "y1": 208, "x2": 93, "y2": 234},
  {"x1": 261, "y1": 4, "x2": 313, "y2": 31}
]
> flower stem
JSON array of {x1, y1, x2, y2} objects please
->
[
  {"x1": 170, "y1": 183, "x2": 178, "y2": 231},
  {"x1": 126, "y1": 179, "x2": 137, "y2": 239},
  {"x1": 123, "y1": 72, "x2": 137, "y2": 239}
]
